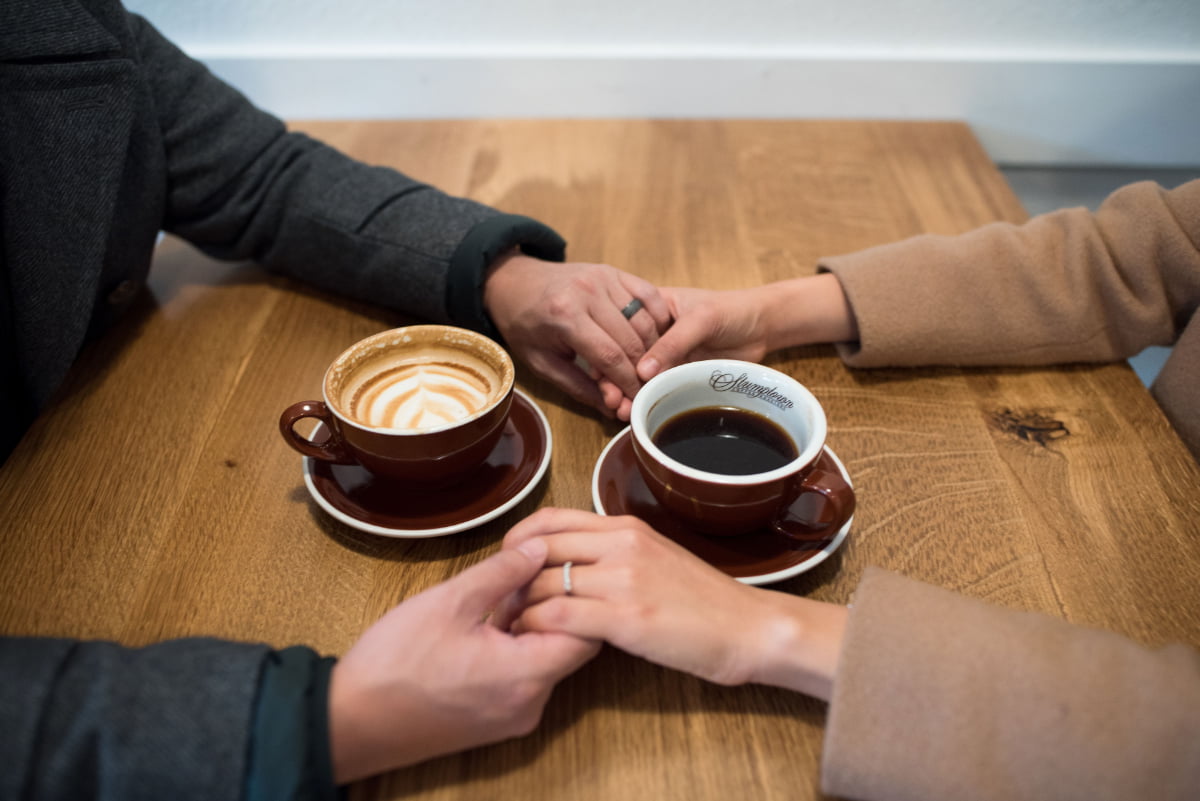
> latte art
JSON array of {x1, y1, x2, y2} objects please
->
[
  {"x1": 325, "y1": 326, "x2": 512, "y2": 439},
  {"x1": 349, "y1": 361, "x2": 494, "y2": 430}
]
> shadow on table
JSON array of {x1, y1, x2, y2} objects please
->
[{"x1": 366, "y1": 641, "x2": 829, "y2": 798}]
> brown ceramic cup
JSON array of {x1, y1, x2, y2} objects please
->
[
  {"x1": 630, "y1": 359, "x2": 855, "y2": 537},
  {"x1": 279, "y1": 325, "x2": 515, "y2": 486}
]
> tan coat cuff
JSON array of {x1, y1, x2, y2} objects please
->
[{"x1": 821, "y1": 567, "x2": 1200, "y2": 801}]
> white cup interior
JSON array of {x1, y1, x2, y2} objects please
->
[{"x1": 632, "y1": 360, "x2": 827, "y2": 484}]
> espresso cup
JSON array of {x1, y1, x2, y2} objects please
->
[
  {"x1": 630, "y1": 359, "x2": 855, "y2": 537},
  {"x1": 279, "y1": 325, "x2": 514, "y2": 486}
]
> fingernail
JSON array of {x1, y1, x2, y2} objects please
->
[
  {"x1": 639, "y1": 357, "x2": 660, "y2": 379},
  {"x1": 517, "y1": 538, "x2": 547, "y2": 562}
]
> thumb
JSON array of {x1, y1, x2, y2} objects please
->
[
  {"x1": 449, "y1": 538, "x2": 548, "y2": 621},
  {"x1": 637, "y1": 315, "x2": 709, "y2": 380}
]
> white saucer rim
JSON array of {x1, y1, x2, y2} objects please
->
[
  {"x1": 590, "y1": 426, "x2": 853, "y2": 586},
  {"x1": 303, "y1": 388, "x2": 552, "y2": 538}
]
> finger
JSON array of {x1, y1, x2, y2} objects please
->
[
  {"x1": 615, "y1": 396, "x2": 633, "y2": 422},
  {"x1": 637, "y1": 313, "x2": 713, "y2": 381},
  {"x1": 598, "y1": 377, "x2": 624, "y2": 412},
  {"x1": 514, "y1": 596, "x2": 622, "y2": 644},
  {"x1": 535, "y1": 526, "x2": 673, "y2": 577},
  {"x1": 504, "y1": 531, "x2": 628, "y2": 571},
  {"x1": 617, "y1": 274, "x2": 672, "y2": 334},
  {"x1": 520, "y1": 561, "x2": 616, "y2": 606},
  {"x1": 611, "y1": 288, "x2": 661, "y2": 352},
  {"x1": 512, "y1": 630, "x2": 602, "y2": 682},
  {"x1": 524, "y1": 565, "x2": 575, "y2": 605},
  {"x1": 580, "y1": 304, "x2": 647, "y2": 396},
  {"x1": 623, "y1": 302, "x2": 660, "y2": 352},
  {"x1": 449, "y1": 538, "x2": 548, "y2": 621},
  {"x1": 503, "y1": 508, "x2": 624, "y2": 550},
  {"x1": 573, "y1": 354, "x2": 602, "y2": 382},
  {"x1": 489, "y1": 582, "x2": 530, "y2": 632},
  {"x1": 517, "y1": 516, "x2": 698, "y2": 577},
  {"x1": 572, "y1": 344, "x2": 641, "y2": 404}
]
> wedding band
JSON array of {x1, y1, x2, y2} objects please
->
[
  {"x1": 562, "y1": 561, "x2": 574, "y2": 596},
  {"x1": 620, "y1": 298, "x2": 644, "y2": 320}
]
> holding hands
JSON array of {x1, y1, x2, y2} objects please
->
[
  {"x1": 325, "y1": 511, "x2": 846, "y2": 784},
  {"x1": 326, "y1": 508, "x2": 846, "y2": 784},
  {"x1": 638, "y1": 286, "x2": 777, "y2": 375},
  {"x1": 495, "y1": 508, "x2": 847, "y2": 701},
  {"x1": 484, "y1": 248, "x2": 858, "y2": 423},
  {"x1": 484, "y1": 251, "x2": 672, "y2": 417},
  {"x1": 594, "y1": 274, "x2": 859, "y2": 420}
]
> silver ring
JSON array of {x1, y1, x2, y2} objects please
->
[
  {"x1": 562, "y1": 561, "x2": 574, "y2": 596},
  {"x1": 620, "y1": 298, "x2": 644, "y2": 320}
]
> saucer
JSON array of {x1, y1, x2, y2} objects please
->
[
  {"x1": 592, "y1": 428, "x2": 852, "y2": 585},
  {"x1": 303, "y1": 389, "x2": 551, "y2": 537}
]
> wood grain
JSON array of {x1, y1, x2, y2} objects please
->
[{"x1": 1, "y1": 120, "x2": 1197, "y2": 800}]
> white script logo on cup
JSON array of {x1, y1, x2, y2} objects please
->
[
  {"x1": 279, "y1": 325, "x2": 515, "y2": 486},
  {"x1": 630, "y1": 359, "x2": 855, "y2": 537}
]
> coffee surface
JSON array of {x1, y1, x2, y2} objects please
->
[
  {"x1": 653, "y1": 406, "x2": 797, "y2": 475},
  {"x1": 340, "y1": 349, "x2": 500, "y2": 430}
]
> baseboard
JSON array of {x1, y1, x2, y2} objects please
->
[{"x1": 200, "y1": 53, "x2": 1200, "y2": 167}]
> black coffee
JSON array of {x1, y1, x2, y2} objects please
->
[{"x1": 652, "y1": 406, "x2": 797, "y2": 475}]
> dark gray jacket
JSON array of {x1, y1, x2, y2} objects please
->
[
  {"x1": 0, "y1": 0, "x2": 567, "y2": 796},
  {"x1": 0, "y1": 0, "x2": 565, "y2": 459},
  {"x1": 1, "y1": 637, "x2": 338, "y2": 800}
]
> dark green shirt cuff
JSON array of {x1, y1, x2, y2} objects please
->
[
  {"x1": 445, "y1": 214, "x2": 567, "y2": 341},
  {"x1": 245, "y1": 646, "x2": 340, "y2": 801}
]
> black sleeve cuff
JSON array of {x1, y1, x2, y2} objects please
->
[
  {"x1": 445, "y1": 214, "x2": 568, "y2": 341},
  {"x1": 245, "y1": 646, "x2": 340, "y2": 801}
]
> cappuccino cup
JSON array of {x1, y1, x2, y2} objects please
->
[
  {"x1": 630, "y1": 359, "x2": 855, "y2": 537},
  {"x1": 279, "y1": 325, "x2": 514, "y2": 486}
]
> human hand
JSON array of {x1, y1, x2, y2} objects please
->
[
  {"x1": 495, "y1": 508, "x2": 846, "y2": 698},
  {"x1": 600, "y1": 274, "x2": 859, "y2": 420},
  {"x1": 598, "y1": 285, "x2": 773, "y2": 420},
  {"x1": 327, "y1": 538, "x2": 600, "y2": 783},
  {"x1": 483, "y1": 252, "x2": 670, "y2": 417}
]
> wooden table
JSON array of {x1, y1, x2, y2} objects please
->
[{"x1": 2, "y1": 120, "x2": 1198, "y2": 800}]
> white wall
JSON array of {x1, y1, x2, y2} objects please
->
[{"x1": 125, "y1": 0, "x2": 1200, "y2": 166}]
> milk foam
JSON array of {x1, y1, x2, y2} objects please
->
[
  {"x1": 350, "y1": 361, "x2": 492, "y2": 429},
  {"x1": 331, "y1": 341, "x2": 503, "y2": 432},
  {"x1": 327, "y1": 327, "x2": 512, "y2": 432}
]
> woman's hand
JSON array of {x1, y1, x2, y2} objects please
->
[
  {"x1": 639, "y1": 275, "x2": 857, "y2": 382},
  {"x1": 495, "y1": 509, "x2": 847, "y2": 698},
  {"x1": 597, "y1": 275, "x2": 859, "y2": 420},
  {"x1": 637, "y1": 285, "x2": 775, "y2": 378}
]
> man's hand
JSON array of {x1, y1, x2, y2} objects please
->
[
  {"x1": 327, "y1": 539, "x2": 600, "y2": 783},
  {"x1": 597, "y1": 285, "x2": 773, "y2": 420},
  {"x1": 483, "y1": 252, "x2": 670, "y2": 416}
]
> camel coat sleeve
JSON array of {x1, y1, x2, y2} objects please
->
[
  {"x1": 818, "y1": 179, "x2": 1200, "y2": 458},
  {"x1": 821, "y1": 568, "x2": 1200, "y2": 801}
]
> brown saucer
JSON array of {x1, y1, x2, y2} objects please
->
[
  {"x1": 592, "y1": 428, "x2": 852, "y2": 585},
  {"x1": 304, "y1": 390, "x2": 551, "y2": 537}
]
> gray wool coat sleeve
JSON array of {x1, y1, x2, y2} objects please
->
[
  {"x1": 128, "y1": 12, "x2": 565, "y2": 334},
  {"x1": 0, "y1": 637, "x2": 271, "y2": 801}
]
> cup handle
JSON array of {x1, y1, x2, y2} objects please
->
[
  {"x1": 278, "y1": 401, "x2": 355, "y2": 464},
  {"x1": 770, "y1": 463, "x2": 857, "y2": 542}
]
